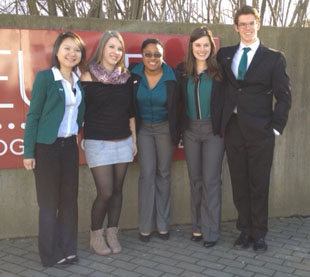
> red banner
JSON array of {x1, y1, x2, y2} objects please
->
[{"x1": 0, "y1": 29, "x2": 219, "y2": 168}]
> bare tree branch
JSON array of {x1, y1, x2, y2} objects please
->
[{"x1": 0, "y1": 0, "x2": 309, "y2": 27}]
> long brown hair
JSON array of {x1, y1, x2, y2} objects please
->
[{"x1": 185, "y1": 26, "x2": 222, "y2": 81}]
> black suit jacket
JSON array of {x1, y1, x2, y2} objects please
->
[{"x1": 217, "y1": 43, "x2": 291, "y2": 141}]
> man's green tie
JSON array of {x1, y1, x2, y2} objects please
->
[{"x1": 237, "y1": 47, "x2": 251, "y2": 80}]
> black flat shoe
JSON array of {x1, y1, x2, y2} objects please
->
[
  {"x1": 203, "y1": 241, "x2": 216, "y2": 248},
  {"x1": 253, "y1": 237, "x2": 267, "y2": 252},
  {"x1": 139, "y1": 233, "x2": 151, "y2": 242},
  {"x1": 191, "y1": 234, "x2": 203, "y2": 242},
  {"x1": 234, "y1": 233, "x2": 251, "y2": 249},
  {"x1": 158, "y1": 232, "x2": 169, "y2": 240}
]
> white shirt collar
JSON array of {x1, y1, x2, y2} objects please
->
[
  {"x1": 51, "y1": 66, "x2": 79, "y2": 85},
  {"x1": 239, "y1": 38, "x2": 260, "y2": 53}
]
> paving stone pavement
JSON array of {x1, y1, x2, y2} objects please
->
[{"x1": 0, "y1": 217, "x2": 310, "y2": 277}]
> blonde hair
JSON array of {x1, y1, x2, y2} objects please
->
[{"x1": 87, "y1": 31, "x2": 126, "y2": 70}]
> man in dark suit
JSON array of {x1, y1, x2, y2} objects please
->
[{"x1": 217, "y1": 5, "x2": 291, "y2": 251}]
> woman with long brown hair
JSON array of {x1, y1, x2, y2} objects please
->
[{"x1": 177, "y1": 27, "x2": 225, "y2": 248}]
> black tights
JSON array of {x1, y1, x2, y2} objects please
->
[{"x1": 90, "y1": 163, "x2": 129, "y2": 231}]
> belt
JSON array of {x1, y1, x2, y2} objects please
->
[{"x1": 55, "y1": 135, "x2": 77, "y2": 146}]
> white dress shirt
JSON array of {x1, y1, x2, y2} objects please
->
[
  {"x1": 51, "y1": 67, "x2": 82, "y2": 138},
  {"x1": 231, "y1": 39, "x2": 260, "y2": 79}
]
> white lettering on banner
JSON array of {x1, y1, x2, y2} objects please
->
[
  {"x1": 0, "y1": 139, "x2": 24, "y2": 156},
  {"x1": 124, "y1": 53, "x2": 142, "y2": 67},
  {"x1": 18, "y1": 50, "x2": 30, "y2": 106},
  {"x1": 0, "y1": 50, "x2": 11, "y2": 54},
  {"x1": 10, "y1": 139, "x2": 24, "y2": 155},
  {"x1": 0, "y1": 104, "x2": 14, "y2": 108},
  {"x1": 81, "y1": 139, "x2": 85, "y2": 151},
  {"x1": 0, "y1": 138, "x2": 86, "y2": 156},
  {"x1": 0, "y1": 139, "x2": 8, "y2": 156},
  {"x1": 0, "y1": 49, "x2": 14, "y2": 108}
]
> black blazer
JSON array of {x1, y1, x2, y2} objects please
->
[
  {"x1": 217, "y1": 43, "x2": 291, "y2": 140},
  {"x1": 129, "y1": 63, "x2": 180, "y2": 145},
  {"x1": 176, "y1": 63, "x2": 225, "y2": 136}
]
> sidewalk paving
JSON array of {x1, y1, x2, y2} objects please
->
[{"x1": 0, "y1": 217, "x2": 310, "y2": 277}]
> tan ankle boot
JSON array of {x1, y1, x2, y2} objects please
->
[
  {"x1": 90, "y1": 229, "x2": 111, "y2": 255},
  {"x1": 106, "y1": 227, "x2": 122, "y2": 254}
]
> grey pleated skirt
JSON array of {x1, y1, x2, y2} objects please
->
[{"x1": 84, "y1": 136, "x2": 134, "y2": 168}]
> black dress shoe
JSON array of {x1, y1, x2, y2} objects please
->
[
  {"x1": 234, "y1": 233, "x2": 251, "y2": 249},
  {"x1": 253, "y1": 237, "x2": 267, "y2": 252},
  {"x1": 67, "y1": 256, "x2": 79, "y2": 264},
  {"x1": 139, "y1": 233, "x2": 151, "y2": 242},
  {"x1": 54, "y1": 258, "x2": 70, "y2": 268},
  {"x1": 203, "y1": 241, "x2": 216, "y2": 248},
  {"x1": 191, "y1": 234, "x2": 203, "y2": 242},
  {"x1": 158, "y1": 232, "x2": 169, "y2": 240}
]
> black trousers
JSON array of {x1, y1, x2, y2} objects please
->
[
  {"x1": 33, "y1": 136, "x2": 79, "y2": 267},
  {"x1": 224, "y1": 115, "x2": 275, "y2": 239}
]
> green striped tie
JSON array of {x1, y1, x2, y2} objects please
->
[{"x1": 237, "y1": 47, "x2": 251, "y2": 80}]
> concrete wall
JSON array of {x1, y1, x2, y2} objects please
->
[{"x1": 0, "y1": 15, "x2": 309, "y2": 239}]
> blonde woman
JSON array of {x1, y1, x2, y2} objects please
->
[{"x1": 81, "y1": 31, "x2": 137, "y2": 255}]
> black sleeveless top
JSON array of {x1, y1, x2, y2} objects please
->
[{"x1": 82, "y1": 78, "x2": 134, "y2": 140}]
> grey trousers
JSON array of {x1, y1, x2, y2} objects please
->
[
  {"x1": 184, "y1": 119, "x2": 224, "y2": 241},
  {"x1": 137, "y1": 121, "x2": 175, "y2": 233}
]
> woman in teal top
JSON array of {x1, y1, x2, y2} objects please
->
[
  {"x1": 130, "y1": 38, "x2": 179, "y2": 242},
  {"x1": 177, "y1": 27, "x2": 225, "y2": 248},
  {"x1": 23, "y1": 32, "x2": 86, "y2": 267}
]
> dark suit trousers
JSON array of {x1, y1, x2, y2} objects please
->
[
  {"x1": 224, "y1": 115, "x2": 274, "y2": 239},
  {"x1": 33, "y1": 136, "x2": 79, "y2": 267}
]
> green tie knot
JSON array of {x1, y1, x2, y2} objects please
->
[{"x1": 243, "y1": 47, "x2": 251, "y2": 54}]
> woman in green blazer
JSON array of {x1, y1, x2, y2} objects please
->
[{"x1": 23, "y1": 32, "x2": 86, "y2": 267}]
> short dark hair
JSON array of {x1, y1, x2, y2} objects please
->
[
  {"x1": 51, "y1": 31, "x2": 86, "y2": 70},
  {"x1": 141, "y1": 38, "x2": 164, "y2": 53},
  {"x1": 234, "y1": 5, "x2": 260, "y2": 25}
]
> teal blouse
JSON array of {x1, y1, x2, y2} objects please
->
[
  {"x1": 186, "y1": 72, "x2": 212, "y2": 119},
  {"x1": 131, "y1": 62, "x2": 176, "y2": 123}
]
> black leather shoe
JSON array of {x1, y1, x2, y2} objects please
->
[
  {"x1": 234, "y1": 233, "x2": 251, "y2": 249},
  {"x1": 54, "y1": 258, "x2": 70, "y2": 268},
  {"x1": 203, "y1": 241, "x2": 216, "y2": 248},
  {"x1": 139, "y1": 233, "x2": 151, "y2": 242},
  {"x1": 253, "y1": 238, "x2": 267, "y2": 252},
  {"x1": 158, "y1": 232, "x2": 169, "y2": 240},
  {"x1": 67, "y1": 256, "x2": 79, "y2": 264},
  {"x1": 191, "y1": 234, "x2": 203, "y2": 242}
]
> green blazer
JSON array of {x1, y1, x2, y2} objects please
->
[{"x1": 23, "y1": 69, "x2": 85, "y2": 159}]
